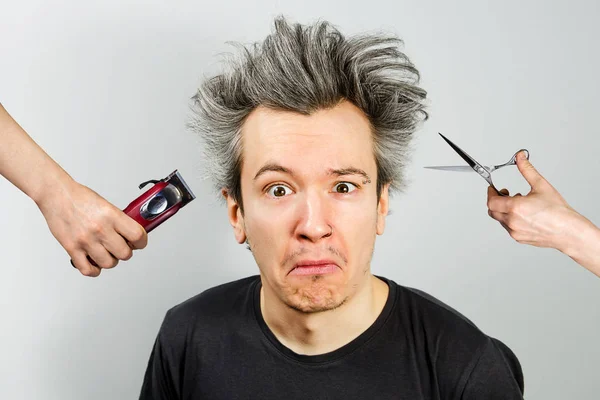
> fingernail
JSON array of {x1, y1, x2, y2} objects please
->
[{"x1": 518, "y1": 151, "x2": 526, "y2": 160}]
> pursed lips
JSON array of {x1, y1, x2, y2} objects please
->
[{"x1": 288, "y1": 259, "x2": 340, "y2": 276}]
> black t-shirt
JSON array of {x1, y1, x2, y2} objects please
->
[{"x1": 139, "y1": 276, "x2": 524, "y2": 399}]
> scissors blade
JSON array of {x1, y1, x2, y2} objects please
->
[
  {"x1": 437, "y1": 132, "x2": 493, "y2": 184},
  {"x1": 424, "y1": 165, "x2": 485, "y2": 172}
]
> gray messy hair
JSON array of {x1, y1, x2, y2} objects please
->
[{"x1": 189, "y1": 16, "x2": 428, "y2": 212}]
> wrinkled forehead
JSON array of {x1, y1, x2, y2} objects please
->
[{"x1": 239, "y1": 102, "x2": 377, "y2": 179}]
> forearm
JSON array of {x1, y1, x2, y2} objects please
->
[
  {"x1": 560, "y1": 213, "x2": 600, "y2": 278},
  {"x1": 0, "y1": 103, "x2": 75, "y2": 205}
]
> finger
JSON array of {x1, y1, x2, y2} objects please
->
[
  {"x1": 487, "y1": 185, "x2": 508, "y2": 197},
  {"x1": 71, "y1": 256, "x2": 99, "y2": 268},
  {"x1": 488, "y1": 209, "x2": 507, "y2": 222},
  {"x1": 488, "y1": 210, "x2": 513, "y2": 233},
  {"x1": 103, "y1": 232, "x2": 134, "y2": 261},
  {"x1": 515, "y1": 150, "x2": 546, "y2": 191},
  {"x1": 487, "y1": 185, "x2": 500, "y2": 198},
  {"x1": 115, "y1": 213, "x2": 148, "y2": 250},
  {"x1": 487, "y1": 186, "x2": 511, "y2": 213},
  {"x1": 86, "y1": 245, "x2": 119, "y2": 269},
  {"x1": 72, "y1": 252, "x2": 102, "y2": 277}
]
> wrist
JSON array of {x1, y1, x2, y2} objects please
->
[
  {"x1": 31, "y1": 167, "x2": 77, "y2": 211},
  {"x1": 559, "y1": 213, "x2": 600, "y2": 275},
  {"x1": 557, "y1": 210, "x2": 590, "y2": 253}
]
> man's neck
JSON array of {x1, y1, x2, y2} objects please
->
[{"x1": 260, "y1": 275, "x2": 389, "y2": 356}]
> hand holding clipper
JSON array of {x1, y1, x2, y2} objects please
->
[
  {"x1": 70, "y1": 170, "x2": 195, "y2": 269},
  {"x1": 123, "y1": 170, "x2": 196, "y2": 233}
]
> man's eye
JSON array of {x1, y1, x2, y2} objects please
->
[
  {"x1": 267, "y1": 185, "x2": 292, "y2": 197},
  {"x1": 333, "y1": 182, "x2": 358, "y2": 194}
]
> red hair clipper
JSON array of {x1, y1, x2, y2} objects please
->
[
  {"x1": 124, "y1": 169, "x2": 196, "y2": 233},
  {"x1": 70, "y1": 170, "x2": 195, "y2": 268}
]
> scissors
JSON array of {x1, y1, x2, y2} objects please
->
[{"x1": 424, "y1": 132, "x2": 530, "y2": 197}]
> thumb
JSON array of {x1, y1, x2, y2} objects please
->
[{"x1": 515, "y1": 150, "x2": 546, "y2": 190}]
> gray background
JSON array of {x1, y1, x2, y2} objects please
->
[{"x1": 1, "y1": 0, "x2": 599, "y2": 398}]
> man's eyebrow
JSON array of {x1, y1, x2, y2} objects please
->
[
  {"x1": 252, "y1": 163, "x2": 371, "y2": 184},
  {"x1": 253, "y1": 163, "x2": 294, "y2": 181},
  {"x1": 328, "y1": 168, "x2": 371, "y2": 183}
]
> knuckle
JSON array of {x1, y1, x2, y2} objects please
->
[
  {"x1": 98, "y1": 204, "x2": 117, "y2": 221},
  {"x1": 134, "y1": 227, "x2": 147, "y2": 242},
  {"x1": 74, "y1": 233, "x2": 91, "y2": 247},
  {"x1": 86, "y1": 221, "x2": 104, "y2": 237},
  {"x1": 93, "y1": 222, "x2": 105, "y2": 235},
  {"x1": 133, "y1": 230, "x2": 148, "y2": 249},
  {"x1": 116, "y1": 247, "x2": 133, "y2": 261},
  {"x1": 509, "y1": 204, "x2": 522, "y2": 216},
  {"x1": 505, "y1": 199, "x2": 515, "y2": 212},
  {"x1": 511, "y1": 203, "x2": 524, "y2": 217},
  {"x1": 80, "y1": 268, "x2": 95, "y2": 277},
  {"x1": 103, "y1": 205, "x2": 117, "y2": 218},
  {"x1": 63, "y1": 241, "x2": 79, "y2": 254},
  {"x1": 505, "y1": 215, "x2": 517, "y2": 228},
  {"x1": 100, "y1": 258, "x2": 118, "y2": 269},
  {"x1": 122, "y1": 248, "x2": 133, "y2": 260}
]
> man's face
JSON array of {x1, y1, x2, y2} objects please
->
[{"x1": 225, "y1": 100, "x2": 389, "y2": 313}]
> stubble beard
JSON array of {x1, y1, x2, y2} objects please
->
[{"x1": 282, "y1": 275, "x2": 350, "y2": 314}]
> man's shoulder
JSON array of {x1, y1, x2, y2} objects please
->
[
  {"x1": 385, "y1": 277, "x2": 494, "y2": 345},
  {"x1": 385, "y1": 278, "x2": 523, "y2": 392},
  {"x1": 160, "y1": 275, "x2": 259, "y2": 331},
  {"x1": 399, "y1": 284, "x2": 479, "y2": 329}
]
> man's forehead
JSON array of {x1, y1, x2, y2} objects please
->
[{"x1": 238, "y1": 102, "x2": 376, "y2": 177}]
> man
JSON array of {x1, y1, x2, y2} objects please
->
[{"x1": 139, "y1": 16, "x2": 535, "y2": 399}]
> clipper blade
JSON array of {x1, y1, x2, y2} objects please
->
[{"x1": 165, "y1": 170, "x2": 196, "y2": 207}]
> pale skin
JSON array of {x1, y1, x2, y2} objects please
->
[
  {"x1": 487, "y1": 152, "x2": 600, "y2": 278},
  {"x1": 0, "y1": 103, "x2": 147, "y2": 277}
]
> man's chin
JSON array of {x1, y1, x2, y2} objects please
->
[
  {"x1": 283, "y1": 284, "x2": 348, "y2": 314},
  {"x1": 286, "y1": 299, "x2": 348, "y2": 314}
]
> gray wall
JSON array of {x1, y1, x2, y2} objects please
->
[{"x1": 1, "y1": 0, "x2": 599, "y2": 398}]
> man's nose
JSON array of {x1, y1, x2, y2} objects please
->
[{"x1": 293, "y1": 191, "x2": 333, "y2": 242}]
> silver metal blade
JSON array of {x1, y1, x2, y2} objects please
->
[
  {"x1": 424, "y1": 166, "x2": 473, "y2": 172},
  {"x1": 424, "y1": 165, "x2": 490, "y2": 172}
]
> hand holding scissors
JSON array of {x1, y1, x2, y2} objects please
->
[
  {"x1": 488, "y1": 154, "x2": 600, "y2": 279},
  {"x1": 425, "y1": 133, "x2": 598, "y2": 263}
]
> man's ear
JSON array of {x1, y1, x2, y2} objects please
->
[
  {"x1": 376, "y1": 184, "x2": 390, "y2": 235},
  {"x1": 222, "y1": 189, "x2": 247, "y2": 244}
]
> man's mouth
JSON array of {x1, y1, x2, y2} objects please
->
[{"x1": 289, "y1": 260, "x2": 339, "y2": 276}]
